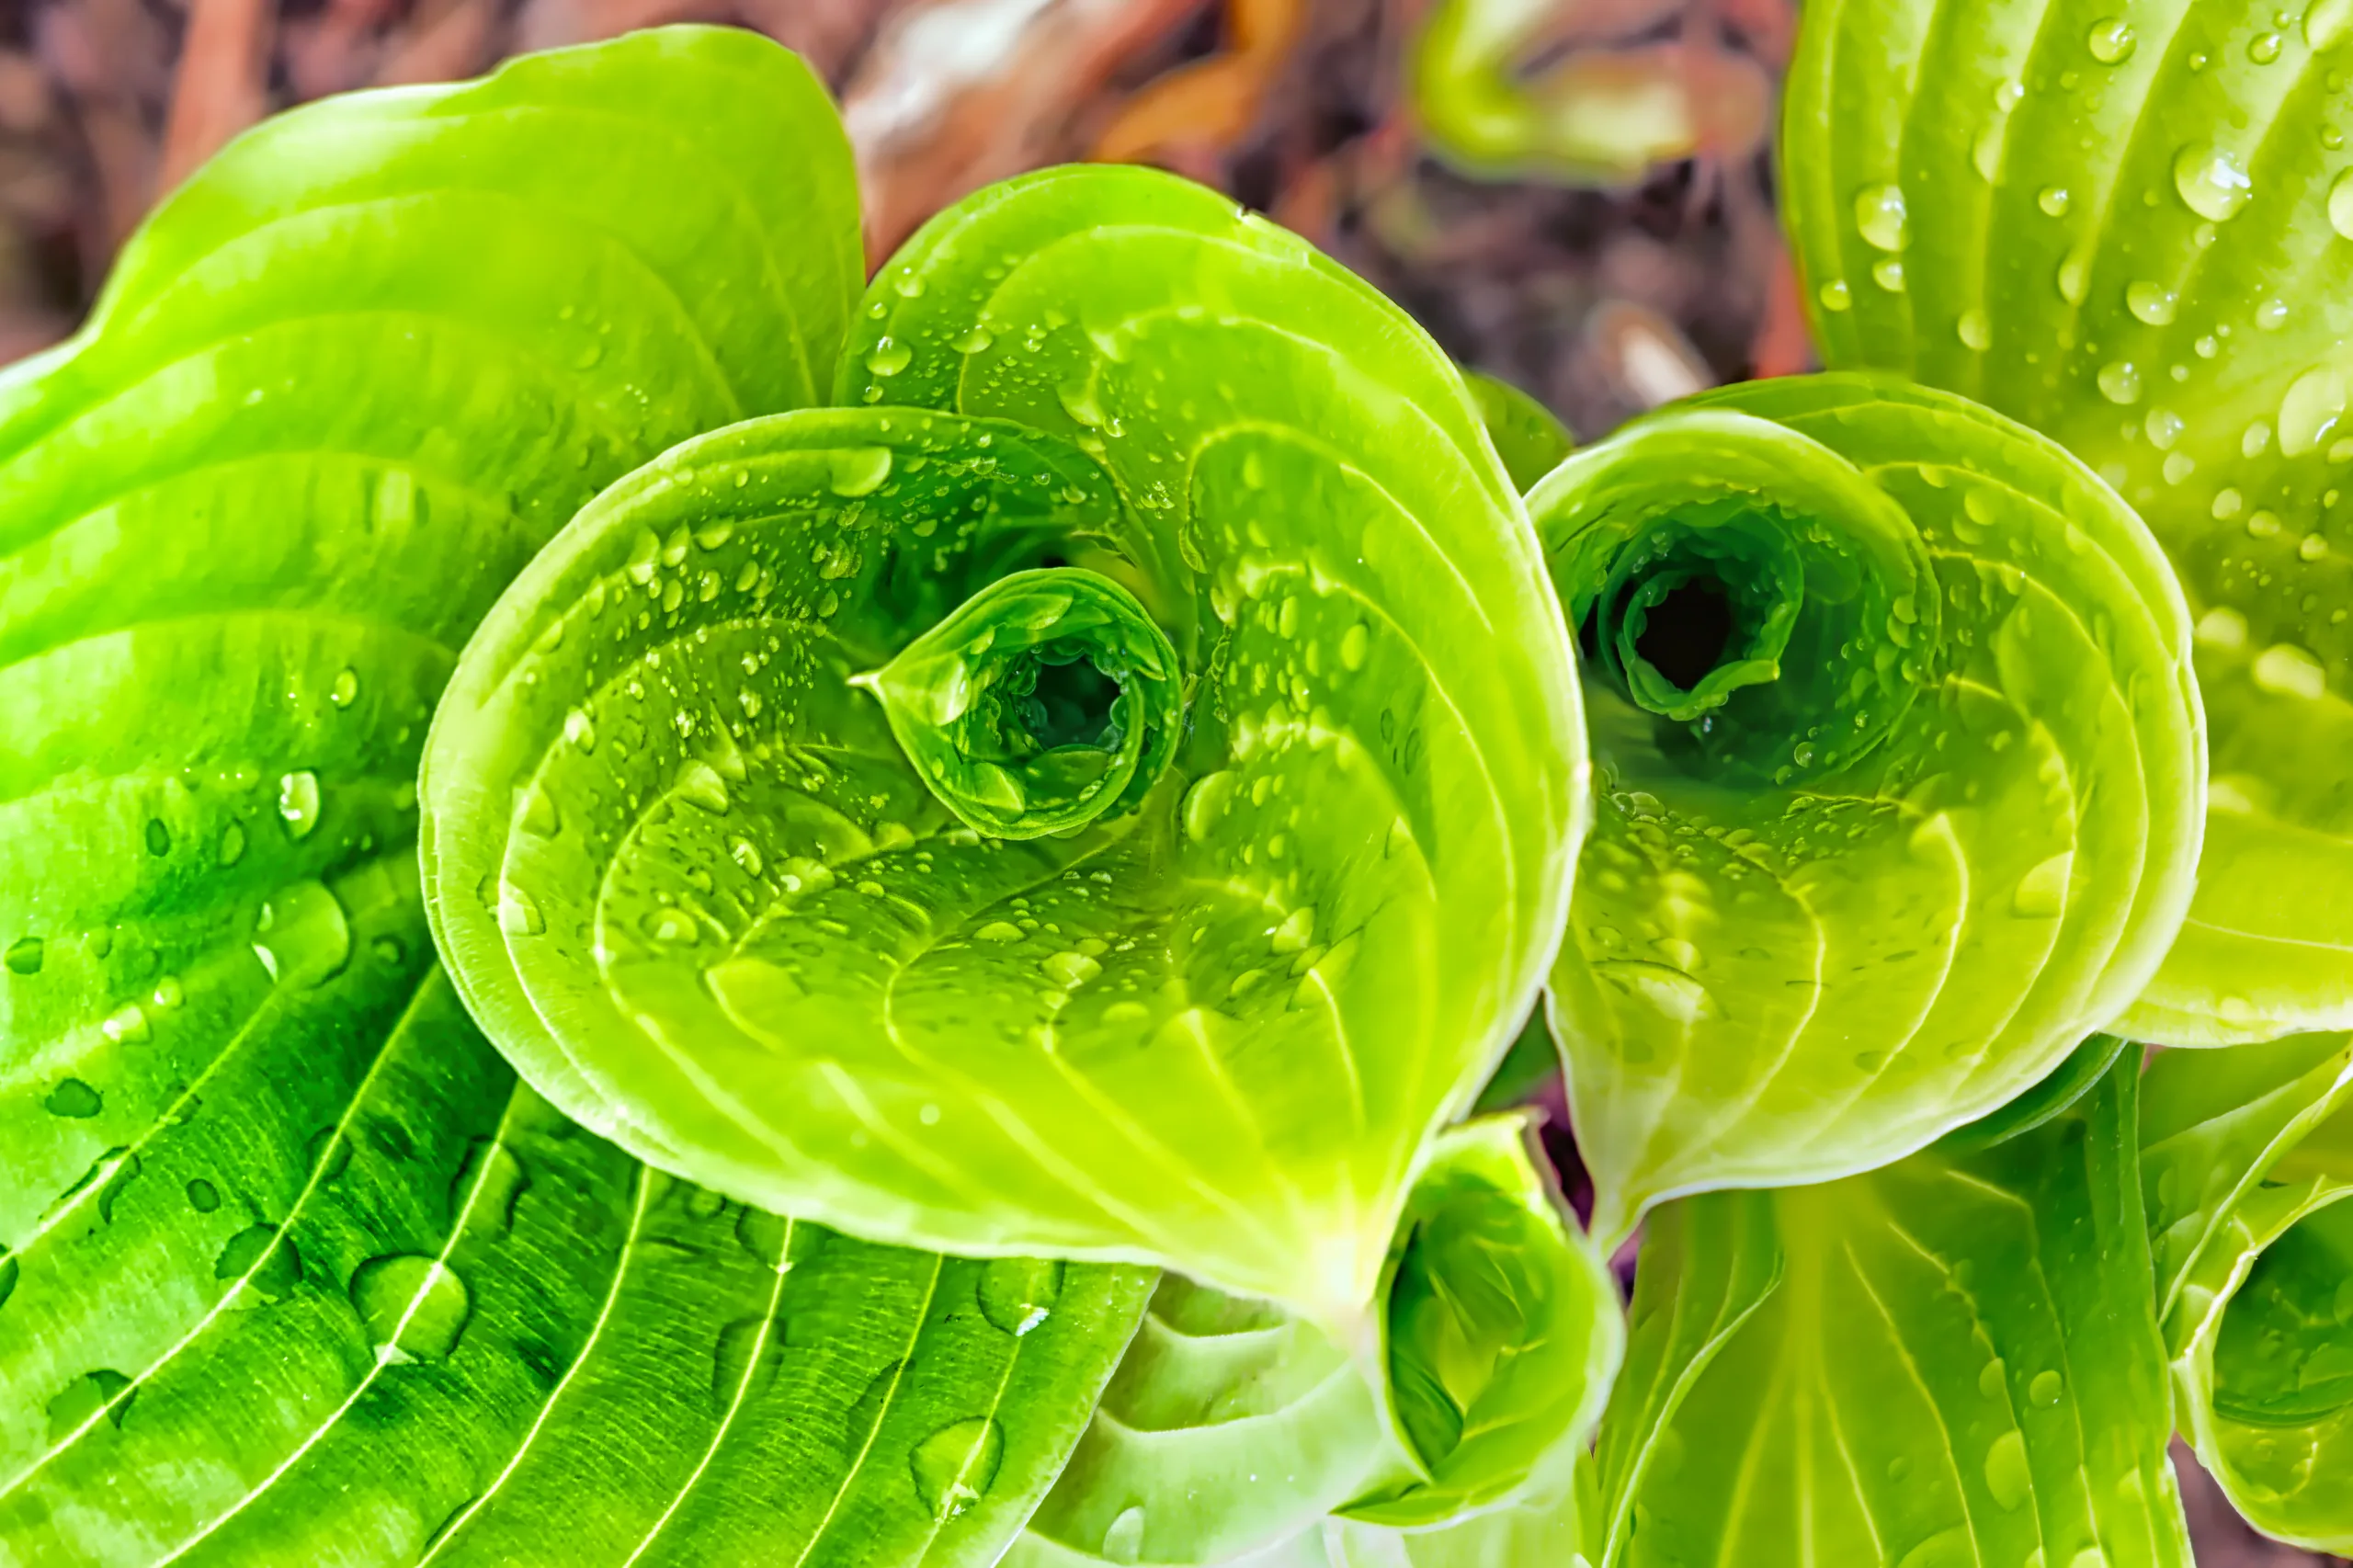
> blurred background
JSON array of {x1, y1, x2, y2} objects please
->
[{"x1": 0, "y1": 0, "x2": 2333, "y2": 1562}]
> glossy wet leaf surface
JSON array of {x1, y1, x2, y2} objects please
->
[
  {"x1": 2143, "y1": 1032, "x2": 2353, "y2": 1551},
  {"x1": 426, "y1": 162, "x2": 1587, "y2": 1334},
  {"x1": 1594, "y1": 1055, "x2": 2190, "y2": 1568},
  {"x1": 1785, "y1": 0, "x2": 2353, "y2": 1043},
  {"x1": 0, "y1": 28, "x2": 1149, "y2": 1567},
  {"x1": 1528, "y1": 373, "x2": 2202, "y2": 1238}
]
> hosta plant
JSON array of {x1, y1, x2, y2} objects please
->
[{"x1": 0, "y1": 24, "x2": 1617, "y2": 1568}]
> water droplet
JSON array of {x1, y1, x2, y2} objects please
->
[
  {"x1": 217, "y1": 821, "x2": 246, "y2": 867},
  {"x1": 1984, "y1": 1430, "x2": 2032, "y2": 1510},
  {"x1": 1101, "y1": 1506, "x2": 1147, "y2": 1565},
  {"x1": 2029, "y1": 1369, "x2": 2064, "y2": 1405},
  {"x1": 351, "y1": 1255, "x2": 472, "y2": 1360},
  {"x1": 151, "y1": 975, "x2": 182, "y2": 1009},
  {"x1": 1339, "y1": 622, "x2": 1370, "y2": 670},
  {"x1": 2247, "y1": 509, "x2": 2282, "y2": 538},
  {"x1": 2014, "y1": 852, "x2": 2072, "y2": 917},
  {"x1": 329, "y1": 668, "x2": 359, "y2": 709},
  {"x1": 2125, "y1": 281, "x2": 2177, "y2": 324},
  {"x1": 2097, "y1": 362, "x2": 2142, "y2": 403},
  {"x1": 215, "y1": 1222, "x2": 302, "y2": 1300},
  {"x1": 2145, "y1": 408, "x2": 2185, "y2": 449},
  {"x1": 978, "y1": 1256, "x2": 1064, "y2": 1336},
  {"x1": 2251, "y1": 29, "x2": 2284, "y2": 61},
  {"x1": 186, "y1": 1178, "x2": 220, "y2": 1213},
  {"x1": 910, "y1": 1416, "x2": 1005, "y2": 1521},
  {"x1": 828, "y1": 446, "x2": 893, "y2": 498},
  {"x1": 864, "y1": 337, "x2": 912, "y2": 378},
  {"x1": 1592, "y1": 959, "x2": 1717, "y2": 1022},
  {"x1": 45, "y1": 1078, "x2": 101, "y2": 1118},
  {"x1": 2057, "y1": 254, "x2": 2089, "y2": 303},
  {"x1": 711, "y1": 1315, "x2": 780, "y2": 1406},
  {"x1": 1854, "y1": 184, "x2": 1909, "y2": 250},
  {"x1": 2164, "y1": 451, "x2": 2196, "y2": 483},
  {"x1": 562, "y1": 708, "x2": 597, "y2": 753},
  {"x1": 973, "y1": 921, "x2": 1024, "y2": 944},
  {"x1": 2254, "y1": 642, "x2": 2329, "y2": 699},
  {"x1": 1958, "y1": 309, "x2": 1992, "y2": 350},
  {"x1": 2279, "y1": 365, "x2": 2348, "y2": 455},
  {"x1": 2245, "y1": 421, "x2": 2275, "y2": 457},
  {"x1": 497, "y1": 883, "x2": 546, "y2": 937},
  {"x1": 45, "y1": 1369, "x2": 134, "y2": 1440},
  {"x1": 2302, "y1": 532, "x2": 2331, "y2": 561},
  {"x1": 2039, "y1": 185, "x2": 2072, "y2": 216},
  {"x1": 100, "y1": 1003, "x2": 149, "y2": 1044},
  {"x1": 143, "y1": 818, "x2": 170, "y2": 857},
  {"x1": 2214, "y1": 487, "x2": 2245, "y2": 519},
  {"x1": 5, "y1": 937, "x2": 42, "y2": 975},
  {"x1": 253, "y1": 881, "x2": 353, "y2": 987},
  {"x1": 277, "y1": 771, "x2": 321, "y2": 838},
  {"x1": 2257, "y1": 296, "x2": 2291, "y2": 330},
  {"x1": 2174, "y1": 143, "x2": 2254, "y2": 221},
  {"x1": 1873, "y1": 257, "x2": 1906, "y2": 293},
  {"x1": 1040, "y1": 950, "x2": 1101, "y2": 988},
  {"x1": 2086, "y1": 17, "x2": 2135, "y2": 61},
  {"x1": 952, "y1": 324, "x2": 995, "y2": 354},
  {"x1": 1818, "y1": 279, "x2": 1853, "y2": 312},
  {"x1": 674, "y1": 759, "x2": 732, "y2": 814},
  {"x1": 1181, "y1": 770, "x2": 1238, "y2": 841}
]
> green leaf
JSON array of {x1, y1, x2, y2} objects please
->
[
  {"x1": 0, "y1": 28, "x2": 1151, "y2": 1565},
  {"x1": 1593, "y1": 1055, "x2": 2191, "y2": 1568},
  {"x1": 1461, "y1": 370, "x2": 1575, "y2": 494},
  {"x1": 1525, "y1": 372, "x2": 2203, "y2": 1240},
  {"x1": 426, "y1": 161, "x2": 1588, "y2": 1335},
  {"x1": 1782, "y1": 0, "x2": 2353, "y2": 1043},
  {"x1": 1006, "y1": 1116, "x2": 1620, "y2": 1562},
  {"x1": 1014, "y1": 1273, "x2": 1395, "y2": 1564},
  {"x1": 1343, "y1": 1117, "x2": 1623, "y2": 1528},
  {"x1": 2143, "y1": 1032, "x2": 2353, "y2": 1551}
]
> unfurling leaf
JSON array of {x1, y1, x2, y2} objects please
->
[
  {"x1": 425, "y1": 162, "x2": 1587, "y2": 1334},
  {"x1": 1594, "y1": 1052, "x2": 2191, "y2": 1568},
  {"x1": 1461, "y1": 369, "x2": 1575, "y2": 494},
  {"x1": 1527, "y1": 372, "x2": 2203, "y2": 1239},
  {"x1": 1783, "y1": 0, "x2": 2353, "y2": 1043},
  {"x1": 0, "y1": 29, "x2": 1150, "y2": 1567},
  {"x1": 2143, "y1": 1032, "x2": 2353, "y2": 1552}
]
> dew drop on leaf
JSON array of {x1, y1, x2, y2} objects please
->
[
  {"x1": 2085, "y1": 16, "x2": 2135, "y2": 60},
  {"x1": 2254, "y1": 643, "x2": 2329, "y2": 699},
  {"x1": 978, "y1": 1256, "x2": 1064, "y2": 1336},
  {"x1": 1983, "y1": 1429, "x2": 2032, "y2": 1510},
  {"x1": 2278, "y1": 366, "x2": 2347, "y2": 455},
  {"x1": 45, "y1": 1369, "x2": 132, "y2": 1441},
  {"x1": 864, "y1": 336, "x2": 912, "y2": 377},
  {"x1": 5, "y1": 936, "x2": 41, "y2": 975},
  {"x1": 351, "y1": 1255, "x2": 472, "y2": 1361},
  {"x1": 828, "y1": 446, "x2": 893, "y2": 498},
  {"x1": 217, "y1": 821, "x2": 246, "y2": 867},
  {"x1": 1101, "y1": 1506, "x2": 1147, "y2": 1565},
  {"x1": 143, "y1": 819, "x2": 170, "y2": 857},
  {"x1": 2173, "y1": 143, "x2": 2254, "y2": 221},
  {"x1": 277, "y1": 770, "x2": 321, "y2": 838},
  {"x1": 909, "y1": 1415, "x2": 1005, "y2": 1521},
  {"x1": 1818, "y1": 279, "x2": 1853, "y2": 312},
  {"x1": 215, "y1": 1222, "x2": 302, "y2": 1301},
  {"x1": 1181, "y1": 769, "x2": 1238, "y2": 842},
  {"x1": 253, "y1": 881, "x2": 353, "y2": 987},
  {"x1": 2125, "y1": 281, "x2": 2177, "y2": 324},
  {"x1": 711, "y1": 1315, "x2": 779, "y2": 1407},
  {"x1": 2030, "y1": 1369, "x2": 2064, "y2": 1405},
  {"x1": 1853, "y1": 184, "x2": 1908, "y2": 251},
  {"x1": 186, "y1": 1178, "x2": 219, "y2": 1213},
  {"x1": 2096, "y1": 362, "x2": 2142, "y2": 404},
  {"x1": 2013, "y1": 853, "x2": 2072, "y2": 917},
  {"x1": 2039, "y1": 186, "x2": 2071, "y2": 216},
  {"x1": 45, "y1": 1078, "x2": 101, "y2": 1118},
  {"x1": 1957, "y1": 309, "x2": 1992, "y2": 350},
  {"x1": 329, "y1": 668, "x2": 359, "y2": 709}
]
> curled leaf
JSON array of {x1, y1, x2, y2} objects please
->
[
  {"x1": 2143, "y1": 1032, "x2": 2353, "y2": 1551},
  {"x1": 1528, "y1": 372, "x2": 2203, "y2": 1239},
  {"x1": 1784, "y1": 0, "x2": 2353, "y2": 1043},
  {"x1": 426, "y1": 162, "x2": 1587, "y2": 1334},
  {"x1": 1461, "y1": 369, "x2": 1575, "y2": 494},
  {"x1": 0, "y1": 28, "x2": 1149, "y2": 1567},
  {"x1": 853, "y1": 567, "x2": 1182, "y2": 840}
]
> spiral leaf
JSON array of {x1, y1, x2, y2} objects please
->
[
  {"x1": 1527, "y1": 373, "x2": 2203, "y2": 1239},
  {"x1": 0, "y1": 28, "x2": 1154, "y2": 1568},
  {"x1": 1784, "y1": 0, "x2": 2353, "y2": 1042},
  {"x1": 426, "y1": 164, "x2": 1587, "y2": 1334},
  {"x1": 2143, "y1": 1032, "x2": 2353, "y2": 1551}
]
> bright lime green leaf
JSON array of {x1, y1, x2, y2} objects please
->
[
  {"x1": 427, "y1": 160, "x2": 1587, "y2": 1335},
  {"x1": 1015, "y1": 1273, "x2": 1396, "y2": 1565},
  {"x1": 1007, "y1": 1117, "x2": 1618, "y2": 1561},
  {"x1": 2143, "y1": 1033, "x2": 2353, "y2": 1551},
  {"x1": 1783, "y1": 0, "x2": 2353, "y2": 1043},
  {"x1": 1594, "y1": 1055, "x2": 2190, "y2": 1568},
  {"x1": 1461, "y1": 370, "x2": 1575, "y2": 494},
  {"x1": 852, "y1": 567, "x2": 1183, "y2": 839},
  {"x1": 1525, "y1": 373, "x2": 2203, "y2": 1240},
  {"x1": 0, "y1": 28, "x2": 1152, "y2": 1566},
  {"x1": 1342, "y1": 1118, "x2": 1621, "y2": 1528}
]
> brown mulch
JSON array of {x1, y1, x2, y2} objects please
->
[{"x1": 0, "y1": 2, "x2": 2340, "y2": 1562}]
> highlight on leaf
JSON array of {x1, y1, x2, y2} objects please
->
[
  {"x1": 425, "y1": 157, "x2": 1588, "y2": 1335},
  {"x1": 1525, "y1": 371, "x2": 2204, "y2": 1240},
  {"x1": 2143, "y1": 1031, "x2": 2353, "y2": 1552},
  {"x1": 1783, "y1": 0, "x2": 2353, "y2": 1044},
  {"x1": 0, "y1": 28, "x2": 1154, "y2": 1568}
]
